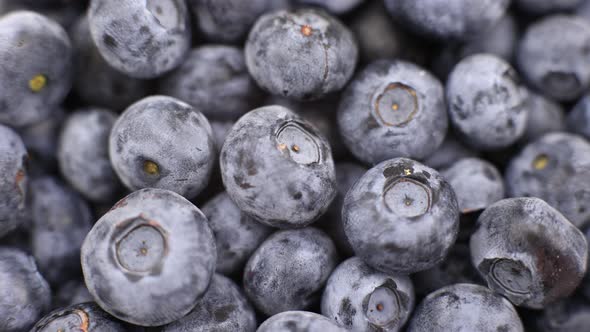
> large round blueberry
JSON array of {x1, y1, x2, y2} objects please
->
[
  {"x1": 160, "y1": 45, "x2": 261, "y2": 120},
  {"x1": 517, "y1": 15, "x2": 590, "y2": 102},
  {"x1": 81, "y1": 188, "x2": 216, "y2": 326},
  {"x1": 58, "y1": 108, "x2": 121, "y2": 203},
  {"x1": 29, "y1": 176, "x2": 93, "y2": 285},
  {"x1": 88, "y1": 0, "x2": 191, "y2": 78},
  {"x1": 245, "y1": 9, "x2": 358, "y2": 100},
  {"x1": 321, "y1": 257, "x2": 415, "y2": 331},
  {"x1": 566, "y1": 94, "x2": 590, "y2": 140},
  {"x1": 258, "y1": 311, "x2": 348, "y2": 332},
  {"x1": 384, "y1": 0, "x2": 509, "y2": 41},
  {"x1": 505, "y1": 133, "x2": 590, "y2": 228},
  {"x1": 407, "y1": 283, "x2": 524, "y2": 332},
  {"x1": 243, "y1": 228, "x2": 338, "y2": 315},
  {"x1": 161, "y1": 274, "x2": 257, "y2": 331},
  {"x1": 522, "y1": 92, "x2": 565, "y2": 143},
  {"x1": 220, "y1": 105, "x2": 337, "y2": 228},
  {"x1": 0, "y1": 247, "x2": 51, "y2": 332},
  {"x1": 447, "y1": 54, "x2": 528, "y2": 150},
  {"x1": 32, "y1": 302, "x2": 126, "y2": 332},
  {"x1": 0, "y1": 125, "x2": 27, "y2": 237},
  {"x1": 471, "y1": 197, "x2": 588, "y2": 309},
  {"x1": 343, "y1": 158, "x2": 459, "y2": 274},
  {"x1": 338, "y1": 60, "x2": 447, "y2": 164},
  {"x1": 109, "y1": 95, "x2": 215, "y2": 200},
  {"x1": 0, "y1": 11, "x2": 72, "y2": 127},
  {"x1": 201, "y1": 192, "x2": 273, "y2": 276},
  {"x1": 441, "y1": 158, "x2": 504, "y2": 213}
]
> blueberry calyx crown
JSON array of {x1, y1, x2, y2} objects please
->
[
  {"x1": 276, "y1": 121, "x2": 321, "y2": 165},
  {"x1": 374, "y1": 82, "x2": 418, "y2": 127}
]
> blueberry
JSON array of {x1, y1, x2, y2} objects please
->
[
  {"x1": 0, "y1": 124, "x2": 28, "y2": 237},
  {"x1": 201, "y1": 191, "x2": 273, "y2": 276},
  {"x1": 384, "y1": 0, "x2": 509, "y2": 41},
  {"x1": 161, "y1": 274, "x2": 257, "y2": 332},
  {"x1": 407, "y1": 283, "x2": 524, "y2": 332},
  {"x1": 81, "y1": 188, "x2": 216, "y2": 326},
  {"x1": 17, "y1": 107, "x2": 64, "y2": 167},
  {"x1": 522, "y1": 92, "x2": 565, "y2": 143},
  {"x1": 505, "y1": 132, "x2": 590, "y2": 228},
  {"x1": 516, "y1": 0, "x2": 584, "y2": 15},
  {"x1": 441, "y1": 158, "x2": 504, "y2": 213},
  {"x1": 160, "y1": 45, "x2": 261, "y2": 120},
  {"x1": 58, "y1": 108, "x2": 121, "y2": 203},
  {"x1": 338, "y1": 60, "x2": 447, "y2": 164},
  {"x1": 52, "y1": 280, "x2": 93, "y2": 309},
  {"x1": 88, "y1": 0, "x2": 191, "y2": 78},
  {"x1": 422, "y1": 134, "x2": 478, "y2": 170},
  {"x1": 517, "y1": 15, "x2": 590, "y2": 102},
  {"x1": 243, "y1": 227, "x2": 338, "y2": 315},
  {"x1": 0, "y1": 11, "x2": 72, "y2": 127},
  {"x1": 257, "y1": 311, "x2": 347, "y2": 332},
  {"x1": 70, "y1": 15, "x2": 150, "y2": 111},
  {"x1": 566, "y1": 94, "x2": 590, "y2": 140},
  {"x1": 295, "y1": 0, "x2": 365, "y2": 15},
  {"x1": 29, "y1": 176, "x2": 93, "y2": 285},
  {"x1": 535, "y1": 297, "x2": 590, "y2": 332},
  {"x1": 0, "y1": 246, "x2": 51, "y2": 332},
  {"x1": 32, "y1": 302, "x2": 127, "y2": 332},
  {"x1": 245, "y1": 8, "x2": 358, "y2": 100},
  {"x1": 321, "y1": 257, "x2": 414, "y2": 331},
  {"x1": 210, "y1": 120, "x2": 234, "y2": 153},
  {"x1": 109, "y1": 95, "x2": 215, "y2": 200},
  {"x1": 447, "y1": 54, "x2": 529, "y2": 150},
  {"x1": 343, "y1": 158, "x2": 459, "y2": 274},
  {"x1": 220, "y1": 105, "x2": 337, "y2": 228},
  {"x1": 470, "y1": 197, "x2": 588, "y2": 309}
]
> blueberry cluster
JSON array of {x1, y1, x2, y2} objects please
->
[{"x1": 2, "y1": 1, "x2": 590, "y2": 331}]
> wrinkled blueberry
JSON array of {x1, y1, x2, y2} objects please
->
[
  {"x1": 257, "y1": 311, "x2": 347, "y2": 332},
  {"x1": 447, "y1": 54, "x2": 529, "y2": 150},
  {"x1": 81, "y1": 188, "x2": 216, "y2": 326},
  {"x1": 220, "y1": 105, "x2": 337, "y2": 228},
  {"x1": 160, "y1": 45, "x2": 261, "y2": 120},
  {"x1": 522, "y1": 92, "x2": 565, "y2": 143},
  {"x1": 245, "y1": 8, "x2": 358, "y2": 100},
  {"x1": 517, "y1": 15, "x2": 590, "y2": 102},
  {"x1": 109, "y1": 95, "x2": 215, "y2": 200},
  {"x1": 321, "y1": 257, "x2": 415, "y2": 331},
  {"x1": 0, "y1": 11, "x2": 72, "y2": 127},
  {"x1": 58, "y1": 108, "x2": 121, "y2": 202},
  {"x1": 566, "y1": 94, "x2": 590, "y2": 140},
  {"x1": 88, "y1": 0, "x2": 191, "y2": 78},
  {"x1": 505, "y1": 132, "x2": 590, "y2": 228},
  {"x1": 243, "y1": 228, "x2": 338, "y2": 315},
  {"x1": 338, "y1": 60, "x2": 447, "y2": 164},
  {"x1": 0, "y1": 124, "x2": 28, "y2": 237},
  {"x1": 471, "y1": 197, "x2": 588, "y2": 308},
  {"x1": 32, "y1": 302, "x2": 127, "y2": 332},
  {"x1": 343, "y1": 158, "x2": 459, "y2": 274},
  {"x1": 407, "y1": 283, "x2": 524, "y2": 332}
]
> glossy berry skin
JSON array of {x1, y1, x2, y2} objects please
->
[
  {"x1": 160, "y1": 45, "x2": 261, "y2": 120},
  {"x1": 81, "y1": 188, "x2": 216, "y2": 326},
  {"x1": 470, "y1": 197, "x2": 588, "y2": 309},
  {"x1": 0, "y1": 11, "x2": 72, "y2": 127},
  {"x1": 343, "y1": 158, "x2": 459, "y2": 274},
  {"x1": 447, "y1": 54, "x2": 528, "y2": 150},
  {"x1": 245, "y1": 9, "x2": 357, "y2": 101},
  {"x1": 516, "y1": 0, "x2": 584, "y2": 15},
  {"x1": 384, "y1": 0, "x2": 509, "y2": 41},
  {"x1": 517, "y1": 15, "x2": 590, "y2": 102},
  {"x1": 505, "y1": 133, "x2": 590, "y2": 229},
  {"x1": 0, "y1": 125, "x2": 27, "y2": 237},
  {"x1": 522, "y1": 92, "x2": 565, "y2": 143},
  {"x1": 257, "y1": 311, "x2": 347, "y2": 332},
  {"x1": 566, "y1": 94, "x2": 590, "y2": 140},
  {"x1": 295, "y1": 0, "x2": 364, "y2": 14},
  {"x1": 88, "y1": 0, "x2": 191, "y2": 79},
  {"x1": 58, "y1": 108, "x2": 121, "y2": 203},
  {"x1": 70, "y1": 15, "x2": 150, "y2": 111},
  {"x1": 220, "y1": 106, "x2": 337, "y2": 228},
  {"x1": 243, "y1": 228, "x2": 338, "y2": 316},
  {"x1": 161, "y1": 274, "x2": 257, "y2": 332},
  {"x1": 32, "y1": 302, "x2": 126, "y2": 332},
  {"x1": 29, "y1": 177, "x2": 93, "y2": 285},
  {"x1": 338, "y1": 60, "x2": 447, "y2": 164},
  {"x1": 109, "y1": 95, "x2": 215, "y2": 200},
  {"x1": 0, "y1": 247, "x2": 51, "y2": 332},
  {"x1": 422, "y1": 135, "x2": 477, "y2": 170},
  {"x1": 407, "y1": 283, "x2": 524, "y2": 332},
  {"x1": 441, "y1": 158, "x2": 504, "y2": 213},
  {"x1": 321, "y1": 257, "x2": 414, "y2": 332},
  {"x1": 202, "y1": 192, "x2": 273, "y2": 276}
]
